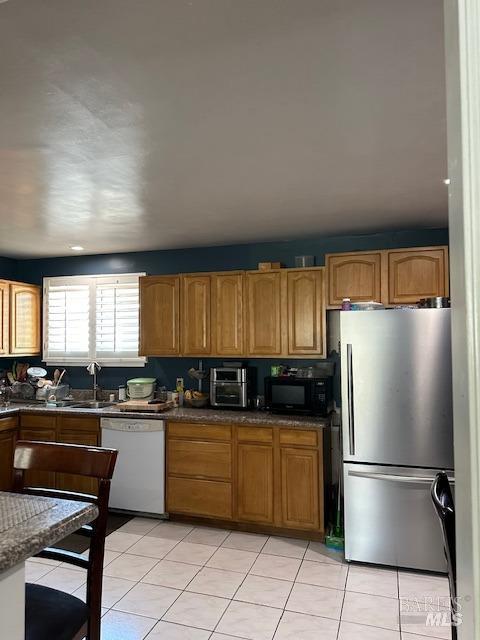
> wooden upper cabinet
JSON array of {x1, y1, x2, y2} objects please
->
[
  {"x1": 326, "y1": 252, "x2": 382, "y2": 306},
  {"x1": 246, "y1": 271, "x2": 282, "y2": 355},
  {"x1": 212, "y1": 272, "x2": 244, "y2": 356},
  {"x1": 139, "y1": 276, "x2": 180, "y2": 356},
  {"x1": 0, "y1": 281, "x2": 9, "y2": 355},
  {"x1": 182, "y1": 274, "x2": 211, "y2": 355},
  {"x1": 9, "y1": 283, "x2": 41, "y2": 355},
  {"x1": 286, "y1": 269, "x2": 325, "y2": 356},
  {"x1": 387, "y1": 247, "x2": 449, "y2": 305}
]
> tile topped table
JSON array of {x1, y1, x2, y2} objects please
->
[{"x1": 0, "y1": 491, "x2": 98, "y2": 639}]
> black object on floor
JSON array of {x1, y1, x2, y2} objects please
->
[
  {"x1": 56, "y1": 512, "x2": 133, "y2": 554},
  {"x1": 431, "y1": 471, "x2": 457, "y2": 640}
]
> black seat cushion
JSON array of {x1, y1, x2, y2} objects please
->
[{"x1": 26, "y1": 583, "x2": 89, "y2": 640}]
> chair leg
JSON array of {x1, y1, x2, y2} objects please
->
[{"x1": 86, "y1": 609, "x2": 101, "y2": 640}]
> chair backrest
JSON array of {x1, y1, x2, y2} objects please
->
[
  {"x1": 13, "y1": 440, "x2": 118, "y2": 640},
  {"x1": 14, "y1": 440, "x2": 117, "y2": 481},
  {"x1": 431, "y1": 471, "x2": 456, "y2": 623}
]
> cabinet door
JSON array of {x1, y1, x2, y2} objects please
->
[
  {"x1": 246, "y1": 272, "x2": 282, "y2": 355},
  {"x1": 56, "y1": 431, "x2": 99, "y2": 495},
  {"x1": 387, "y1": 247, "x2": 449, "y2": 304},
  {"x1": 19, "y1": 427, "x2": 56, "y2": 488},
  {"x1": 9, "y1": 283, "x2": 41, "y2": 355},
  {"x1": 237, "y1": 443, "x2": 274, "y2": 524},
  {"x1": 167, "y1": 476, "x2": 233, "y2": 519},
  {"x1": 0, "y1": 281, "x2": 9, "y2": 355},
  {"x1": 326, "y1": 252, "x2": 382, "y2": 306},
  {"x1": 287, "y1": 269, "x2": 325, "y2": 356},
  {"x1": 212, "y1": 273, "x2": 244, "y2": 355},
  {"x1": 280, "y1": 447, "x2": 320, "y2": 530},
  {"x1": 0, "y1": 429, "x2": 16, "y2": 491},
  {"x1": 182, "y1": 275, "x2": 211, "y2": 355},
  {"x1": 139, "y1": 276, "x2": 180, "y2": 356}
]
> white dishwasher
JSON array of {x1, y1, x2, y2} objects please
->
[{"x1": 101, "y1": 417, "x2": 166, "y2": 516}]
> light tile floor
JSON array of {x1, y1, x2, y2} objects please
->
[{"x1": 26, "y1": 518, "x2": 452, "y2": 640}]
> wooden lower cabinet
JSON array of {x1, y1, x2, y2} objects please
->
[
  {"x1": 167, "y1": 421, "x2": 233, "y2": 519},
  {"x1": 18, "y1": 413, "x2": 100, "y2": 493},
  {"x1": 57, "y1": 431, "x2": 99, "y2": 495},
  {"x1": 0, "y1": 417, "x2": 18, "y2": 490},
  {"x1": 167, "y1": 477, "x2": 233, "y2": 519},
  {"x1": 167, "y1": 421, "x2": 324, "y2": 536},
  {"x1": 280, "y1": 447, "x2": 320, "y2": 530},
  {"x1": 168, "y1": 439, "x2": 231, "y2": 480},
  {"x1": 19, "y1": 426, "x2": 57, "y2": 489},
  {"x1": 237, "y1": 443, "x2": 274, "y2": 524}
]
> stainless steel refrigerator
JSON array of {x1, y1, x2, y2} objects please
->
[{"x1": 329, "y1": 309, "x2": 454, "y2": 572}]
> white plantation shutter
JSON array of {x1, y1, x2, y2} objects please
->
[
  {"x1": 96, "y1": 278, "x2": 140, "y2": 358},
  {"x1": 43, "y1": 274, "x2": 145, "y2": 365}
]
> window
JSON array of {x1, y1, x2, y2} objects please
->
[{"x1": 43, "y1": 273, "x2": 146, "y2": 366}]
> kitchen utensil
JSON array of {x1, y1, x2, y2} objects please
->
[
  {"x1": 350, "y1": 301, "x2": 384, "y2": 310},
  {"x1": 187, "y1": 360, "x2": 209, "y2": 393},
  {"x1": 27, "y1": 367, "x2": 47, "y2": 380},
  {"x1": 11, "y1": 381, "x2": 35, "y2": 399},
  {"x1": 419, "y1": 296, "x2": 450, "y2": 308}
]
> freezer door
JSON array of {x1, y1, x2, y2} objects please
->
[
  {"x1": 344, "y1": 463, "x2": 453, "y2": 572},
  {"x1": 341, "y1": 309, "x2": 453, "y2": 468}
]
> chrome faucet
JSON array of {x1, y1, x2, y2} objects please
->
[{"x1": 86, "y1": 362, "x2": 101, "y2": 401}]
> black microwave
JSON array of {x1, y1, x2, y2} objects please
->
[{"x1": 264, "y1": 376, "x2": 331, "y2": 416}]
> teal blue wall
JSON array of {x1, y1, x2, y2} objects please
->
[{"x1": 1, "y1": 227, "x2": 449, "y2": 395}]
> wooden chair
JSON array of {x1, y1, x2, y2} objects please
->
[{"x1": 13, "y1": 440, "x2": 118, "y2": 640}]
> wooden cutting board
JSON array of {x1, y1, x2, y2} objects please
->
[{"x1": 117, "y1": 400, "x2": 174, "y2": 413}]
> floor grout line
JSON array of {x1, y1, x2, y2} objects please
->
[{"x1": 74, "y1": 522, "x2": 453, "y2": 640}]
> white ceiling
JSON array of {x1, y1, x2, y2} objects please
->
[{"x1": 0, "y1": 0, "x2": 447, "y2": 258}]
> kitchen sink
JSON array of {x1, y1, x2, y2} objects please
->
[{"x1": 68, "y1": 401, "x2": 117, "y2": 409}]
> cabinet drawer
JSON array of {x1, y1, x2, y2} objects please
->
[
  {"x1": 168, "y1": 440, "x2": 231, "y2": 480},
  {"x1": 279, "y1": 429, "x2": 318, "y2": 447},
  {"x1": 20, "y1": 414, "x2": 57, "y2": 429},
  {"x1": 168, "y1": 422, "x2": 231, "y2": 441},
  {"x1": 167, "y1": 476, "x2": 232, "y2": 519},
  {"x1": 0, "y1": 416, "x2": 18, "y2": 432},
  {"x1": 237, "y1": 426, "x2": 273, "y2": 443},
  {"x1": 58, "y1": 416, "x2": 99, "y2": 433}
]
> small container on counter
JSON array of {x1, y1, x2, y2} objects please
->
[
  {"x1": 341, "y1": 298, "x2": 352, "y2": 310},
  {"x1": 158, "y1": 386, "x2": 168, "y2": 402},
  {"x1": 109, "y1": 393, "x2": 115, "y2": 403},
  {"x1": 118, "y1": 385, "x2": 126, "y2": 401}
]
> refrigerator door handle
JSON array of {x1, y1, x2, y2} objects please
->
[
  {"x1": 348, "y1": 469, "x2": 455, "y2": 485},
  {"x1": 347, "y1": 343, "x2": 355, "y2": 455}
]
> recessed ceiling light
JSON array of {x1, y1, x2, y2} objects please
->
[
  {"x1": 70, "y1": 245, "x2": 84, "y2": 251},
  {"x1": 443, "y1": 178, "x2": 451, "y2": 185}
]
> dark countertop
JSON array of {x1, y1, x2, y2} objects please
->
[
  {"x1": 0, "y1": 492, "x2": 98, "y2": 573},
  {"x1": 0, "y1": 403, "x2": 329, "y2": 429}
]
